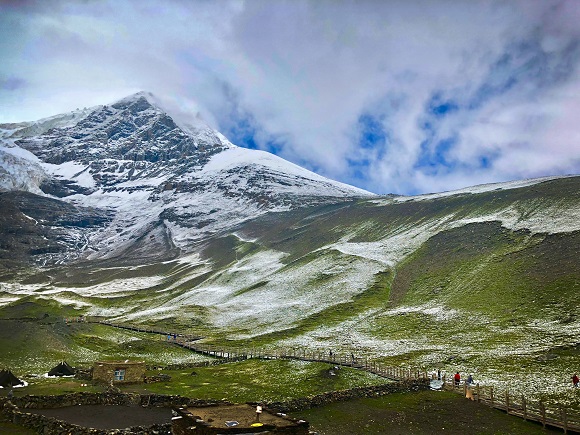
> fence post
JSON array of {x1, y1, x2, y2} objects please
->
[
  {"x1": 463, "y1": 381, "x2": 467, "y2": 397},
  {"x1": 561, "y1": 407, "x2": 568, "y2": 434},
  {"x1": 522, "y1": 396, "x2": 526, "y2": 420},
  {"x1": 476, "y1": 383, "x2": 480, "y2": 403},
  {"x1": 490, "y1": 386, "x2": 494, "y2": 407},
  {"x1": 505, "y1": 391, "x2": 510, "y2": 414},
  {"x1": 540, "y1": 401, "x2": 546, "y2": 428}
]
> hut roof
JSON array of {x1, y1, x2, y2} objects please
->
[
  {"x1": 48, "y1": 361, "x2": 75, "y2": 377},
  {"x1": 0, "y1": 369, "x2": 24, "y2": 388}
]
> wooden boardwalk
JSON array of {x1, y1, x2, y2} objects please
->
[{"x1": 93, "y1": 319, "x2": 580, "y2": 433}]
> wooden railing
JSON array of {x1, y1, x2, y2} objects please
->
[
  {"x1": 94, "y1": 319, "x2": 202, "y2": 342},
  {"x1": 174, "y1": 341, "x2": 429, "y2": 382}
]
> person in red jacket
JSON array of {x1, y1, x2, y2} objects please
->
[
  {"x1": 573, "y1": 374, "x2": 579, "y2": 388},
  {"x1": 454, "y1": 372, "x2": 461, "y2": 387}
]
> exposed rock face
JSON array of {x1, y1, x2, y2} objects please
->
[
  {"x1": 0, "y1": 191, "x2": 112, "y2": 270},
  {"x1": 14, "y1": 95, "x2": 228, "y2": 167}
]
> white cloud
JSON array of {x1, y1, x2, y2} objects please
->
[{"x1": 0, "y1": 0, "x2": 579, "y2": 195}]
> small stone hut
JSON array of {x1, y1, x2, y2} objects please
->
[{"x1": 92, "y1": 360, "x2": 145, "y2": 384}]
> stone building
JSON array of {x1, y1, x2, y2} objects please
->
[{"x1": 92, "y1": 360, "x2": 145, "y2": 384}]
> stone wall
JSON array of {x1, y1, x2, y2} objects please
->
[
  {"x1": 12, "y1": 412, "x2": 172, "y2": 435},
  {"x1": 147, "y1": 356, "x2": 247, "y2": 371},
  {"x1": 267, "y1": 379, "x2": 430, "y2": 412}
]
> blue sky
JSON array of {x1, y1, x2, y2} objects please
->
[{"x1": 1, "y1": 0, "x2": 580, "y2": 195}]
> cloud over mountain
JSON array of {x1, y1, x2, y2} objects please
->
[{"x1": 1, "y1": 0, "x2": 579, "y2": 195}]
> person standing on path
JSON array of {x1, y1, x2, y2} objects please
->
[
  {"x1": 454, "y1": 372, "x2": 461, "y2": 387},
  {"x1": 573, "y1": 374, "x2": 579, "y2": 388}
]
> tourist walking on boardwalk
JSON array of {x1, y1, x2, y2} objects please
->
[
  {"x1": 573, "y1": 373, "x2": 579, "y2": 388},
  {"x1": 467, "y1": 374, "x2": 474, "y2": 385},
  {"x1": 454, "y1": 372, "x2": 461, "y2": 387}
]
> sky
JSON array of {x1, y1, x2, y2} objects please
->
[{"x1": 1, "y1": 0, "x2": 580, "y2": 195}]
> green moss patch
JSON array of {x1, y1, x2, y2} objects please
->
[{"x1": 124, "y1": 359, "x2": 388, "y2": 403}]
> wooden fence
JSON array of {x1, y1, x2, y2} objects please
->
[{"x1": 92, "y1": 319, "x2": 580, "y2": 433}]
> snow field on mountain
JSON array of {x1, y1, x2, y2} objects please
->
[
  {"x1": 42, "y1": 161, "x2": 96, "y2": 188},
  {"x1": 202, "y1": 147, "x2": 372, "y2": 197},
  {"x1": 105, "y1": 246, "x2": 387, "y2": 337},
  {"x1": 0, "y1": 145, "x2": 46, "y2": 193}
]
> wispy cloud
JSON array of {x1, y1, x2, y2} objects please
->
[{"x1": 1, "y1": 0, "x2": 579, "y2": 195}]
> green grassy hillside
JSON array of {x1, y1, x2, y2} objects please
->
[{"x1": 1, "y1": 176, "x2": 579, "y2": 402}]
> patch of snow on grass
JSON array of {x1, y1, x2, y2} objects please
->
[
  {"x1": 87, "y1": 306, "x2": 131, "y2": 317},
  {"x1": 328, "y1": 216, "x2": 455, "y2": 266},
  {"x1": 65, "y1": 277, "x2": 165, "y2": 297},
  {"x1": 212, "y1": 252, "x2": 385, "y2": 337},
  {"x1": 454, "y1": 201, "x2": 580, "y2": 234},
  {"x1": 381, "y1": 303, "x2": 459, "y2": 321}
]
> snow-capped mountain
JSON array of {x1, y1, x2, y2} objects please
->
[{"x1": 0, "y1": 92, "x2": 373, "y2": 266}]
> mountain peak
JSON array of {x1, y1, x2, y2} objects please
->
[
  {"x1": 111, "y1": 91, "x2": 159, "y2": 113},
  {"x1": 111, "y1": 91, "x2": 209, "y2": 133}
]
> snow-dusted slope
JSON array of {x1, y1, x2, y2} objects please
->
[
  {"x1": 0, "y1": 92, "x2": 373, "y2": 264},
  {"x1": 0, "y1": 145, "x2": 45, "y2": 194}
]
